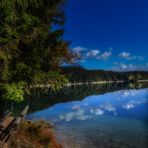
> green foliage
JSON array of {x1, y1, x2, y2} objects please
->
[
  {"x1": 14, "y1": 62, "x2": 34, "y2": 82},
  {"x1": 32, "y1": 71, "x2": 69, "y2": 90},
  {"x1": 32, "y1": 72, "x2": 47, "y2": 84},
  {"x1": 1, "y1": 82, "x2": 26, "y2": 102},
  {"x1": 48, "y1": 71, "x2": 69, "y2": 91},
  {"x1": 128, "y1": 73, "x2": 142, "y2": 82},
  {"x1": 0, "y1": 0, "x2": 74, "y2": 81},
  {"x1": 62, "y1": 66, "x2": 148, "y2": 83},
  {"x1": 0, "y1": 0, "x2": 75, "y2": 100}
]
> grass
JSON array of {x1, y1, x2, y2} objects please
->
[{"x1": 9, "y1": 120, "x2": 62, "y2": 148}]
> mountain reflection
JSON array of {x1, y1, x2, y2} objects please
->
[
  {"x1": 0, "y1": 82, "x2": 148, "y2": 116},
  {"x1": 27, "y1": 83, "x2": 148, "y2": 122}
]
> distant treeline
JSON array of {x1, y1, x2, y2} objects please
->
[{"x1": 61, "y1": 66, "x2": 148, "y2": 83}]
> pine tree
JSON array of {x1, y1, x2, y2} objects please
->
[{"x1": 0, "y1": 0, "x2": 74, "y2": 83}]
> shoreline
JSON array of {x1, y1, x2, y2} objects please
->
[
  {"x1": 66, "y1": 79, "x2": 148, "y2": 86},
  {"x1": 65, "y1": 80, "x2": 125, "y2": 86},
  {"x1": 8, "y1": 120, "x2": 62, "y2": 148},
  {"x1": 28, "y1": 79, "x2": 148, "y2": 88},
  {"x1": 2, "y1": 80, "x2": 148, "y2": 147}
]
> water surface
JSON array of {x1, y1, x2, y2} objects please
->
[{"x1": 26, "y1": 83, "x2": 148, "y2": 148}]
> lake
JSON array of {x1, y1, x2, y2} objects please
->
[
  {"x1": 26, "y1": 83, "x2": 148, "y2": 148},
  {"x1": 1, "y1": 82, "x2": 148, "y2": 148}
]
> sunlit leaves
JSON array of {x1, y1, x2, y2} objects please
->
[{"x1": 1, "y1": 82, "x2": 26, "y2": 102}]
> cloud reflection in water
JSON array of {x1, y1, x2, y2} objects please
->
[
  {"x1": 27, "y1": 88, "x2": 148, "y2": 123},
  {"x1": 58, "y1": 89, "x2": 147, "y2": 122}
]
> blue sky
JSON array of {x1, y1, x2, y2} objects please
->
[{"x1": 63, "y1": 0, "x2": 148, "y2": 71}]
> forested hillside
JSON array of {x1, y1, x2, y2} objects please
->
[{"x1": 61, "y1": 66, "x2": 148, "y2": 83}]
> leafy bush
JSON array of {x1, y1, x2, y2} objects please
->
[
  {"x1": 1, "y1": 82, "x2": 26, "y2": 102},
  {"x1": 32, "y1": 71, "x2": 47, "y2": 84}
]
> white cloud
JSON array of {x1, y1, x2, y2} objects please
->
[
  {"x1": 59, "y1": 109, "x2": 91, "y2": 122},
  {"x1": 86, "y1": 50, "x2": 100, "y2": 57},
  {"x1": 95, "y1": 108, "x2": 104, "y2": 115},
  {"x1": 72, "y1": 46, "x2": 87, "y2": 53},
  {"x1": 119, "y1": 52, "x2": 144, "y2": 61},
  {"x1": 72, "y1": 46, "x2": 114, "y2": 62},
  {"x1": 123, "y1": 91, "x2": 130, "y2": 97},
  {"x1": 120, "y1": 64, "x2": 128, "y2": 70},
  {"x1": 122, "y1": 99, "x2": 147, "y2": 110},
  {"x1": 90, "y1": 108, "x2": 104, "y2": 115},
  {"x1": 100, "y1": 103, "x2": 117, "y2": 115},
  {"x1": 100, "y1": 103, "x2": 116, "y2": 112},
  {"x1": 96, "y1": 51, "x2": 112, "y2": 61},
  {"x1": 123, "y1": 102, "x2": 135, "y2": 110},
  {"x1": 115, "y1": 63, "x2": 136, "y2": 71},
  {"x1": 116, "y1": 90, "x2": 138, "y2": 100},
  {"x1": 113, "y1": 63, "x2": 148, "y2": 71},
  {"x1": 119, "y1": 52, "x2": 132, "y2": 60},
  {"x1": 121, "y1": 90, "x2": 137, "y2": 97}
]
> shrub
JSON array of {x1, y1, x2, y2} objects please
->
[{"x1": 1, "y1": 81, "x2": 26, "y2": 102}]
